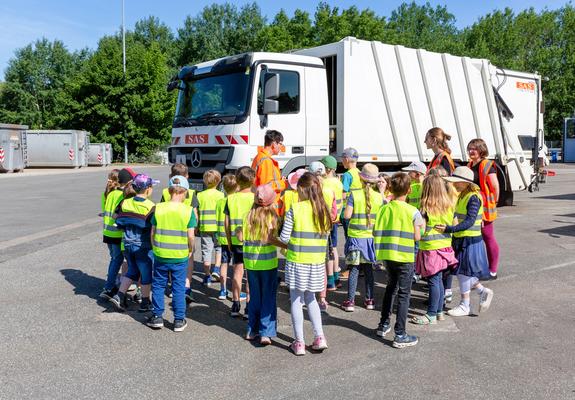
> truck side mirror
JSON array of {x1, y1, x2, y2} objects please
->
[{"x1": 263, "y1": 72, "x2": 280, "y2": 115}]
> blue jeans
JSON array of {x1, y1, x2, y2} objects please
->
[
  {"x1": 124, "y1": 243, "x2": 153, "y2": 285},
  {"x1": 380, "y1": 261, "x2": 414, "y2": 336},
  {"x1": 104, "y1": 243, "x2": 124, "y2": 290},
  {"x1": 427, "y1": 271, "x2": 444, "y2": 317},
  {"x1": 347, "y1": 263, "x2": 374, "y2": 301},
  {"x1": 151, "y1": 260, "x2": 187, "y2": 320},
  {"x1": 246, "y1": 268, "x2": 278, "y2": 337}
]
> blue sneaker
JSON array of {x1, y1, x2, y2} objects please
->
[
  {"x1": 203, "y1": 275, "x2": 212, "y2": 287},
  {"x1": 376, "y1": 322, "x2": 391, "y2": 337},
  {"x1": 210, "y1": 267, "x2": 221, "y2": 281},
  {"x1": 392, "y1": 333, "x2": 419, "y2": 349},
  {"x1": 218, "y1": 289, "x2": 228, "y2": 300},
  {"x1": 239, "y1": 292, "x2": 247, "y2": 301}
]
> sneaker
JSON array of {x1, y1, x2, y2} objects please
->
[
  {"x1": 479, "y1": 288, "x2": 494, "y2": 313},
  {"x1": 239, "y1": 292, "x2": 247, "y2": 302},
  {"x1": 210, "y1": 267, "x2": 221, "y2": 281},
  {"x1": 447, "y1": 304, "x2": 470, "y2": 317},
  {"x1": 326, "y1": 282, "x2": 336, "y2": 291},
  {"x1": 185, "y1": 291, "x2": 194, "y2": 305},
  {"x1": 138, "y1": 298, "x2": 153, "y2": 313},
  {"x1": 437, "y1": 312, "x2": 446, "y2": 321},
  {"x1": 335, "y1": 279, "x2": 343, "y2": 289},
  {"x1": 364, "y1": 298, "x2": 375, "y2": 310},
  {"x1": 99, "y1": 287, "x2": 117, "y2": 301},
  {"x1": 319, "y1": 299, "x2": 328, "y2": 313},
  {"x1": 110, "y1": 293, "x2": 126, "y2": 312},
  {"x1": 230, "y1": 301, "x2": 241, "y2": 317},
  {"x1": 341, "y1": 300, "x2": 355, "y2": 312},
  {"x1": 173, "y1": 319, "x2": 187, "y2": 332},
  {"x1": 146, "y1": 315, "x2": 164, "y2": 329},
  {"x1": 392, "y1": 333, "x2": 419, "y2": 349},
  {"x1": 203, "y1": 276, "x2": 212, "y2": 287},
  {"x1": 444, "y1": 291, "x2": 453, "y2": 303},
  {"x1": 289, "y1": 340, "x2": 306, "y2": 356},
  {"x1": 218, "y1": 289, "x2": 228, "y2": 300},
  {"x1": 376, "y1": 322, "x2": 391, "y2": 337},
  {"x1": 133, "y1": 287, "x2": 142, "y2": 303},
  {"x1": 311, "y1": 335, "x2": 328, "y2": 351}
]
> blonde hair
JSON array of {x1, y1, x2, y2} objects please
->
[
  {"x1": 297, "y1": 172, "x2": 332, "y2": 234},
  {"x1": 420, "y1": 175, "x2": 453, "y2": 216},
  {"x1": 222, "y1": 174, "x2": 238, "y2": 195},
  {"x1": 104, "y1": 169, "x2": 121, "y2": 199},
  {"x1": 361, "y1": 180, "x2": 378, "y2": 228},
  {"x1": 203, "y1": 169, "x2": 222, "y2": 188},
  {"x1": 427, "y1": 127, "x2": 452, "y2": 154},
  {"x1": 245, "y1": 204, "x2": 279, "y2": 242}
]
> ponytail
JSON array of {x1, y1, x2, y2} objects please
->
[
  {"x1": 104, "y1": 169, "x2": 120, "y2": 199},
  {"x1": 427, "y1": 127, "x2": 452, "y2": 155},
  {"x1": 123, "y1": 182, "x2": 137, "y2": 199},
  {"x1": 363, "y1": 181, "x2": 374, "y2": 228}
]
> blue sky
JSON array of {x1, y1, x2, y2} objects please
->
[{"x1": 0, "y1": 0, "x2": 570, "y2": 80}]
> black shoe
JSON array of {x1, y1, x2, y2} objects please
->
[
  {"x1": 99, "y1": 287, "x2": 118, "y2": 301},
  {"x1": 173, "y1": 319, "x2": 187, "y2": 332},
  {"x1": 138, "y1": 298, "x2": 153, "y2": 313},
  {"x1": 146, "y1": 315, "x2": 164, "y2": 329},
  {"x1": 243, "y1": 305, "x2": 249, "y2": 320},
  {"x1": 230, "y1": 301, "x2": 241, "y2": 317},
  {"x1": 110, "y1": 293, "x2": 127, "y2": 312}
]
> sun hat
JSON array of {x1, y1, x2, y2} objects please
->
[
  {"x1": 255, "y1": 184, "x2": 276, "y2": 207},
  {"x1": 320, "y1": 155, "x2": 337, "y2": 170},
  {"x1": 132, "y1": 174, "x2": 159, "y2": 191},
  {"x1": 442, "y1": 166, "x2": 479, "y2": 189},
  {"x1": 359, "y1": 163, "x2": 380, "y2": 183},
  {"x1": 308, "y1": 161, "x2": 326, "y2": 175},
  {"x1": 118, "y1": 168, "x2": 136, "y2": 184},
  {"x1": 287, "y1": 168, "x2": 306, "y2": 190},
  {"x1": 342, "y1": 147, "x2": 359, "y2": 159},
  {"x1": 402, "y1": 160, "x2": 427, "y2": 175},
  {"x1": 168, "y1": 175, "x2": 190, "y2": 190}
]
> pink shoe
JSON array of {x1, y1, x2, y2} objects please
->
[
  {"x1": 319, "y1": 299, "x2": 328, "y2": 313},
  {"x1": 364, "y1": 298, "x2": 375, "y2": 310},
  {"x1": 312, "y1": 335, "x2": 328, "y2": 351},
  {"x1": 289, "y1": 340, "x2": 306, "y2": 356},
  {"x1": 341, "y1": 300, "x2": 355, "y2": 312}
]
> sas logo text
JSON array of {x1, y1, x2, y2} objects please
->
[
  {"x1": 184, "y1": 134, "x2": 209, "y2": 144},
  {"x1": 516, "y1": 81, "x2": 535, "y2": 92}
]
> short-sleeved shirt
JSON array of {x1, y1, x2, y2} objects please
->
[
  {"x1": 470, "y1": 161, "x2": 496, "y2": 185},
  {"x1": 342, "y1": 172, "x2": 353, "y2": 193},
  {"x1": 151, "y1": 207, "x2": 197, "y2": 264}
]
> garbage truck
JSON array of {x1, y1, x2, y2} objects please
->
[{"x1": 167, "y1": 37, "x2": 545, "y2": 204}]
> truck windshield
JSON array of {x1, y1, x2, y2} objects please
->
[{"x1": 173, "y1": 71, "x2": 251, "y2": 127}]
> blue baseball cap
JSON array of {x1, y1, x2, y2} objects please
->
[{"x1": 169, "y1": 175, "x2": 190, "y2": 190}]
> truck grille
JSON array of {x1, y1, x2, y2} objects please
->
[{"x1": 168, "y1": 146, "x2": 235, "y2": 187}]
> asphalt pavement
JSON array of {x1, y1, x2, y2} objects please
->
[{"x1": 1, "y1": 164, "x2": 574, "y2": 399}]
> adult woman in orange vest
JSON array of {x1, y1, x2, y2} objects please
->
[
  {"x1": 467, "y1": 139, "x2": 500, "y2": 279},
  {"x1": 425, "y1": 127, "x2": 455, "y2": 175}
]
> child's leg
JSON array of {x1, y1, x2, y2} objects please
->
[
  {"x1": 151, "y1": 262, "x2": 169, "y2": 317},
  {"x1": 137, "y1": 248, "x2": 154, "y2": 299},
  {"x1": 171, "y1": 261, "x2": 188, "y2": 321},
  {"x1": 319, "y1": 271, "x2": 327, "y2": 304},
  {"x1": 201, "y1": 235, "x2": 212, "y2": 279},
  {"x1": 379, "y1": 262, "x2": 399, "y2": 326},
  {"x1": 303, "y1": 290, "x2": 324, "y2": 339},
  {"x1": 482, "y1": 221, "x2": 500, "y2": 275},
  {"x1": 443, "y1": 272, "x2": 454, "y2": 293},
  {"x1": 259, "y1": 268, "x2": 278, "y2": 337},
  {"x1": 213, "y1": 238, "x2": 222, "y2": 275},
  {"x1": 220, "y1": 262, "x2": 228, "y2": 291},
  {"x1": 289, "y1": 289, "x2": 306, "y2": 342},
  {"x1": 118, "y1": 248, "x2": 139, "y2": 294},
  {"x1": 393, "y1": 262, "x2": 414, "y2": 336},
  {"x1": 457, "y1": 274, "x2": 477, "y2": 309},
  {"x1": 363, "y1": 263, "x2": 375, "y2": 300},
  {"x1": 185, "y1": 256, "x2": 194, "y2": 292},
  {"x1": 346, "y1": 264, "x2": 360, "y2": 302},
  {"x1": 427, "y1": 272, "x2": 442, "y2": 317},
  {"x1": 104, "y1": 243, "x2": 124, "y2": 291},
  {"x1": 232, "y1": 263, "x2": 244, "y2": 301},
  {"x1": 245, "y1": 270, "x2": 260, "y2": 336}
]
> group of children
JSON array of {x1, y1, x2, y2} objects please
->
[{"x1": 99, "y1": 147, "x2": 494, "y2": 353}]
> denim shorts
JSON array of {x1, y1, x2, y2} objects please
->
[
  {"x1": 221, "y1": 245, "x2": 233, "y2": 264},
  {"x1": 231, "y1": 245, "x2": 244, "y2": 265},
  {"x1": 124, "y1": 244, "x2": 154, "y2": 285}
]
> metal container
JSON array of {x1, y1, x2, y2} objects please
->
[
  {"x1": 0, "y1": 124, "x2": 28, "y2": 173},
  {"x1": 88, "y1": 143, "x2": 106, "y2": 166},
  {"x1": 25, "y1": 130, "x2": 90, "y2": 168}
]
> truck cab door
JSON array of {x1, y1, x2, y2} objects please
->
[{"x1": 249, "y1": 64, "x2": 306, "y2": 173}]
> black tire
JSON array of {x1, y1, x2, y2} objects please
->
[{"x1": 498, "y1": 189, "x2": 513, "y2": 207}]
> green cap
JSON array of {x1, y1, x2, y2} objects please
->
[{"x1": 320, "y1": 155, "x2": 337, "y2": 170}]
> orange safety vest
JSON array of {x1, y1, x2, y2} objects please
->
[
  {"x1": 469, "y1": 159, "x2": 497, "y2": 222},
  {"x1": 427, "y1": 151, "x2": 455, "y2": 174},
  {"x1": 251, "y1": 147, "x2": 286, "y2": 209}
]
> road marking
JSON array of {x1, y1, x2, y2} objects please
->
[{"x1": 0, "y1": 217, "x2": 101, "y2": 251}]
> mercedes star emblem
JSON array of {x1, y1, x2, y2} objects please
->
[{"x1": 190, "y1": 149, "x2": 202, "y2": 168}]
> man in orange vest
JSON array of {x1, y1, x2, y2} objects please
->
[{"x1": 251, "y1": 130, "x2": 287, "y2": 208}]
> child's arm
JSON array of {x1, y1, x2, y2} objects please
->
[
  {"x1": 224, "y1": 214, "x2": 232, "y2": 251},
  {"x1": 273, "y1": 209, "x2": 293, "y2": 249},
  {"x1": 413, "y1": 210, "x2": 425, "y2": 241},
  {"x1": 436, "y1": 195, "x2": 480, "y2": 233},
  {"x1": 187, "y1": 228, "x2": 195, "y2": 255},
  {"x1": 343, "y1": 191, "x2": 354, "y2": 220}
]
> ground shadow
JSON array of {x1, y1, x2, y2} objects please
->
[
  {"x1": 534, "y1": 193, "x2": 575, "y2": 201},
  {"x1": 60, "y1": 268, "x2": 106, "y2": 301},
  {"x1": 557, "y1": 213, "x2": 575, "y2": 218},
  {"x1": 538, "y1": 224, "x2": 575, "y2": 238}
]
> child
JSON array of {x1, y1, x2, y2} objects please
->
[
  {"x1": 374, "y1": 172, "x2": 424, "y2": 348},
  {"x1": 410, "y1": 174, "x2": 458, "y2": 325},
  {"x1": 147, "y1": 175, "x2": 196, "y2": 332},
  {"x1": 281, "y1": 168, "x2": 305, "y2": 214},
  {"x1": 161, "y1": 163, "x2": 197, "y2": 302},
  {"x1": 320, "y1": 156, "x2": 343, "y2": 293},
  {"x1": 215, "y1": 174, "x2": 238, "y2": 300},
  {"x1": 197, "y1": 170, "x2": 224, "y2": 287},
  {"x1": 402, "y1": 161, "x2": 426, "y2": 209},
  {"x1": 309, "y1": 161, "x2": 338, "y2": 312},
  {"x1": 437, "y1": 166, "x2": 494, "y2": 316},
  {"x1": 99, "y1": 168, "x2": 135, "y2": 300},
  {"x1": 340, "y1": 148, "x2": 361, "y2": 238},
  {"x1": 341, "y1": 164, "x2": 384, "y2": 312},
  {"x1": 242, "y1": 184, "x2": 279, "y2": 346},
  {"x1": 224, "y1": 167, "x2": 256, "y2": 317},
  {"x1": 110, "y1": 174, "x2": 158, "y2": 313},
  {"x1": 273, "y1": 172, "x2": 331, "y2": 355}
]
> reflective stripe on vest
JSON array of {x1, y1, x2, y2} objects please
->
[
  {"x1": 242, "y1": 225, "x2": 278, "y2": 271},
  {"x1": 374, "y1": 201, "x2": 417, "y2": 263},
  {"x1": 215, "y1": 197, "x2": 228, "y2": 245},
  {"x1": 406, "y1": 182, "x2": 422, "y2": 209},
  {"x1": 419, "y1": 210, "x2": 454, "y2": 250},
  {"x1": 103, "y1": 189, "x2": 124, "y2": 238},
  {"x1": 348, "y1": 188, "x2": 383, "y2": 239},
  {"x1": 197, "y1": 188, "x2": 224, "y2": 233},
  {"x1": 227, "y1": 192, "x2": 255, "y2": 245},
  {"x1": 469, "y1": 159, "x2": 498, "y2": 222},
  {"x1": 453, "y1": 192, "x2": 483, "y2": 238},
  {"x1": 322, "y1": 177, "x2": 344, "y2": 215},
  {"x1": 162, "y1": 188, "x2": 196, "y2": 207},
  {"x1": 152, "y1": 202, "x2": 192, "y2": 259},
  {"x1": 286, "y1": 201, "x2": 328, "y2": 264}
]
